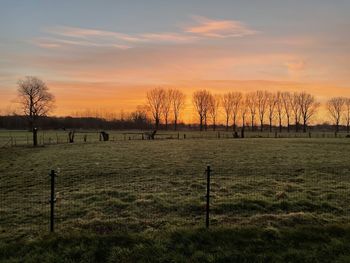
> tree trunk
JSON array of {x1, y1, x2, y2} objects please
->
[
  {"x1": 260, "y1": 120, "x2": 263, "y2": 132},
  {"x1": 269, "y1": 118, "x2": 272, "y2": 132},
  {"x1": 233, "y1": 116, "x2": 236, "y2": 132},
  {"x1": 174, "y1": 118, "x2": 177, "y2": 131},
  {"x1": 251, "y1": 116, "x2": 254, "y2": 131},
  {"x1": 303, "y1": 119, "x2": 307, "y2": 133},
  {"x1": 226, "y1": 117, "x2": 229, "y2": 131},
  {"x1": 279, "y1": 118, "x2": 282, "y2": 133},
  {"x1": 155, "y1": 118, "x2": 159, "y2": 130},
  {"x1": 32, "y1": 128, "x2": 38, "y2": 146},
  {"x1": 200, "y1": 116, "x2": 203, "y2": 131}
]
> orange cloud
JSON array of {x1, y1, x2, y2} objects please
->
[
  {"x1": 185, "y1": 15, "x2": 257, "y2": 38},
  {"x1": 285, "y1": 60, "x2": 306, "y2": 71}
]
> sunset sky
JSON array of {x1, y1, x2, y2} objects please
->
[{"x1": 1, "y1": 0, "x2": 350, "y2": 122}]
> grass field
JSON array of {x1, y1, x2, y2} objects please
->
[{"x1": 1, "y1": 133, "x2": 350, "y2": 262}]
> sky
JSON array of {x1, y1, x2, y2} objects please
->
[{"x1": 1, "y1": 0, "x2": 350, "y2": 121}]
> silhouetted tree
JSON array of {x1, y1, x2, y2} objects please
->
[
  {"x1": 147, "y1": 87, "x2": 165, "y2": 129},
  {"x1": 240, "y1": 94, "x2": 248, "y2": 132},
  {"x1": 246, "y1": 92, "x2": 257, "y2": 131},
  {"x1": 208, "y1": 94, "x2": 221, "y2": 131},
  {"x1": 170, "y1": 89, "x2": 185, "y2": 130},
  {"x1": 345, "y1": 98, "x2": 350, "y2": 133},
  {"x1": 193, "y1": 90, "x2": 211, "y2": 131},
  {"x1": 327, "y1": 97, "x2": 345, "y2": 133},
  {"x1": 291, "y1": 92, "x2": 302, "y2": 132},
  {"x1": 222, "y1": 92, "x2": 233, "y2": 131},
  {"x1": 256, "y1": 90, "x2": 268, "y2": 132},
  {"x1": 231, "y1": 92, "x2": 242, "y2": 132},
  {"x1": 17, "y1": 76, "x2": 55, "y2": 130},
  {"x1": 297, "y1": 92, "x2": 319, "y2": 132},
  {"x1": 161, "y1": 89, "x2": 172, "y2": 130},
  {"x1": 281, "y1": 92, "x2": 292, "y2": 132},
  {"x1": 275, "y1": 91, "x2": 284, "y2": 132},
  {"x1": 267, "y1": 92, "x2": 277, "y2": 132}
]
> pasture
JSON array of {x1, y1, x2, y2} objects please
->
[{"x1": 1, "y1": 132, "x2": 350, "y2": 262}]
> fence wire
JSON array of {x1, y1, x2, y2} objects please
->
[{"x1": 1, "y1": 165, "x2": 350, "y2": 239}]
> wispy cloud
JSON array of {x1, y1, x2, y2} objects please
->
[
  {"x1": 285, "y1": 60, "x2": 306, "y2": 72},
  {"x1": 32, "y1": 37, "x2": 131, "y2": 49},
  {"x1": 33, "y1": 16, "x2": 256, "y2": 49},
  {"x1": 185, "y1": 16, "x2": 257, "y2": 38}
]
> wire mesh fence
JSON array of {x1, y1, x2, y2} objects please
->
[
  {"x1": 1, "y1": 130, "x2": 350, "y2": 148},
  {"x1": 1, "y1": 164, "x2": 350, "y2": 239}
]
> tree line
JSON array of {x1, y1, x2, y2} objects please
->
[
  {"x1": 3, "y1": 76, "x2": 350, "y2": 133},
  {"x1": 146, "y1": 87, "x2": 350, "y2": 133}
]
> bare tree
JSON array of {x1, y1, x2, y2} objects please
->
[
  {"x1": 345, "y1": 98, "x2": 350, "y2": 133},
  {"x1": 266, "y1": 92, "x2": 277, "y2": 132},
  {"x1": 208, "y1": 94, "x2": 221, "y2": 131},
  {"x1": 281, "y1": 92, "x2": 292, "y2": 132},
  {"x1": 170, "y1": 89, "x2": 186, "y2": 130},
  {"x1": 147, "y1": 87, "x2": 165, "y2": 129},
  {"x1": 291, "y1": 92, "x2": 302, "y2": 132},
  {"x1": 161, "y1": 89, "x2": 172, "y2": 130},
  {"x1": 231, "y1": 92, "x2": 242, "y2": 132},
  {"x1": 193, "y1": 90, "x2": 211, "y2": 131},
  {"x1": 17, "y1": 76, "x2": 55, "y2": 130},
  {"x1": 246, "y1": 92, "x2": 257, "y2": 131},
  {"x1": 275, "y1": 91, "x2": 284, "y2": 132},
  {"x1": 297, "y1": 92, "x2": 319, "y2": 132},
  {"x1": 256, "y1": 90, "x2": 268, "y2": 132},
  {"x1": 17, "y1": 76, "x2": 55, "y2": 146},
  {"x1": 222, "y1": 92, "x2": 233, "y2": 131},
  {"x1": 240, "y1": 94, "x2": 248, "y2": 132},
  {"x1": 327, "y1": 97, "x2": 345, "y2": 132}
]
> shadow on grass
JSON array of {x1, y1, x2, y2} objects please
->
[{"x1": 2, "y1": 225, "x2": 350, "y2": 262}]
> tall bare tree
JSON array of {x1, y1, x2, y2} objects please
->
[
  {"x1": 281, "y1": 92, "x2": 292, "y2": 132},
  {"x1": 256, "y1": 90, "x2": 268, "y2": 132},
  {"x1": 297, "y1": 92, "x2": 319, "y2": 132},
  {"x1": 222, "y1": 92, "x2": 233, "y2": 131},
  {"x1": 208, "y1": 94, "x2": 221, "y2": 131},
  {"x1": 147, "y1": 87, "x2": 165, "y2": 129},
  {"x1": 291, "y1": 92, "x2": 302, "y2": 132},
  {"x1": 246, "y1": 92, "x2": 257, "y2": 131},
  {"x1": 17, "y1": 76, "x2": 55, "y2": 146},
  {"x1": 267, "y1": 92, "x2": 277, "y2": 132},
  {"x1": 240, "y1": 94, "x2": 248, "y2": 132},
  {"x1": 17, "y1": 76, "x2": 55, "y2": 130},
  {"x1": 275, "y1": 91, "x2": 284, "y2": 132},
  {"x1": 231, "y1": 92, "x2": 242, "y2": 132},
  {"x1": 170, "y1": 89, "x2": 185, "y2": 130},
  {"x1": 193, "y1": 90, "x2": 211, "y2": 131},
  {"x1": 161, "y1": 89, "x2": 172, "y2": 130},
  {"x1": 327, "y1": 97, "x2": 345, "y2": 132},
  {"x1": 345, "y1": 98, "x2": 350, "y2": 134}
]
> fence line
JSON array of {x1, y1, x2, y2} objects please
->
[{"x1": 1, "y1": 165, "x2": 350, "y2": 239}]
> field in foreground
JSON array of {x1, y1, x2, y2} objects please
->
[{"x1": 1, "y1": 137, "x2": 350, "y2": 261}]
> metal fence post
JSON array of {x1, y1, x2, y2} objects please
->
[
  {"x1": 206, "y1": 165, "x2": 211, "y2": 229},
  {"x1": 49, "y1": 170, "x2": 56, "y2": 233}
]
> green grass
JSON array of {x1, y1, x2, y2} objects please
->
[{"x1": 1, "y1": 135, "x2": 350, "y2": 261}]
